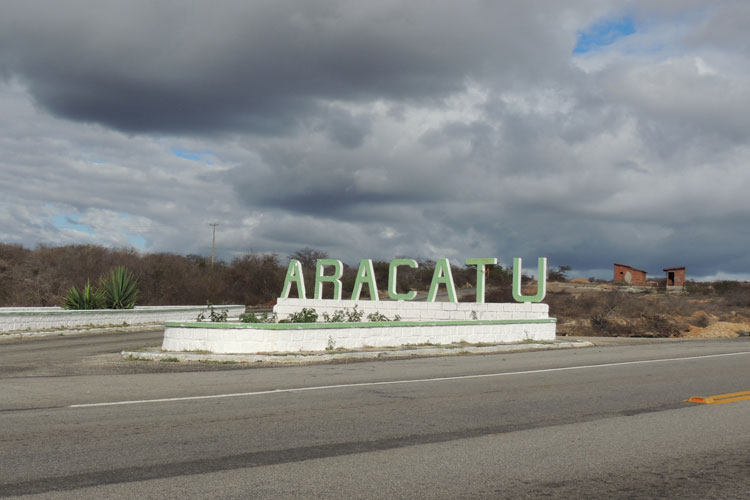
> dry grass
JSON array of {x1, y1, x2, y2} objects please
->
[{"x1": 546, "y1": 283, "x2": 750, "y2": 338}]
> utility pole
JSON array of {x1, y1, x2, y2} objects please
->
[{"x1": 209, "y1": 223, "x2": 219, "y2": 267}]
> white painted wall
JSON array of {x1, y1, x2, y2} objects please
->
[
  {"x1": 273, "y1": 298, "x2": 548, "y2": 322},
  {"x1": 0, "y1": 305, "x2": 246, "y2": 332},
  {"x1": 162, "y1": 320, "x2": 557, "y2": 353}
]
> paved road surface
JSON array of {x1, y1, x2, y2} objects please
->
[{"x1": 2, "y1": 331, "x2": 750, "y2": 499}]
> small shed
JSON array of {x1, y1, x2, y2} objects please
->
[
  {"x1": 613, "y1": 264, "x2": 648, "y2": 285},
  {"x1": 663, "y1": 267, "x2": 686, "y2": 290}
]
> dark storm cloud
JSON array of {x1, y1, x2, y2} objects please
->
[
  {"x1": 229, "y1": 140, "x2": 454, "y2": 216},
  {"x1": 0, "y1": 0, "x2": 580, "y2": 135},
  {"x1": 2, "y1": 1, "x2": 750, "y2": 281}
]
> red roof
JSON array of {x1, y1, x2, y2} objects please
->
[{"x1": 614, "y1": 263, "x2": 648, "y2": 274}]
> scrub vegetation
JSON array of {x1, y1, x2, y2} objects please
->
[
  {"x1": 546, "y1": 283, "x2": 750, "y2": 338},
  {"x1": 0, "y1": 243, "x2": 513, "y2": 307}
]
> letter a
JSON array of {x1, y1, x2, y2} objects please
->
[
  {"x1": 280, "y1": 259, "x2": 306, "y2": 299},
  {"x1": 352, "y1": 259, "x2": 379, "y2": 300},
  {"x1": 427, "y1": 258, "x2": 457, "y2": 302}
]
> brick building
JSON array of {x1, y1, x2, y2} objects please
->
[
  {"x1": 664, "y1": 266, "x2": 686, "y2": 290},
  {"x1": 613, "y1": 264, "x2": 648, "y2": 285}
]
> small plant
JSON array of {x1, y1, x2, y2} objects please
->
[
  {"x1": 345, "y1": 305, "x2": 363, "y2": 322},
  {"x1": 589, "y1": 312, "x2": 611, "y2": 332},
  {"x1": 366, "y1": 311, "x2": 401, "y2": 322},
  {"x1": 688, "y1": 312, "x2": 711, "y2": 328},
  {"x1": 62, "y1": 280, "x2": 104, "y2": 310},
  {"x1": 99, "y1": 266, "x2": 139, "y2": 309},
  {"x1": 211, "y1": 308, "x2": 228, "y2": 322},
  {"x1": 283, "y1": 307, "x2": 318, "y2": 323},
  {"x1": 196, "y1": 302, "x2": 229, "y2": 322},
  {"x1": 322, "y1": 309, "x2": 347, "y2": 323},
  {"x1": 321, "y1": 306, "x2": 367, "y2": 322},
  {"x1": 640, "y1": 313, "x2": 682, "y2": 337},
  {"x1": 367, "y1": 311, "x2": 390, "y2": 322},
  {"x1": 326, "y1": 336, "x2": 336, "y2": 351},
  {"x1": 239, "y1": 311, "x2": 277, "y2": 323},
  {"x1": 262, "y1": 306, "x2": 403, "y2": 324}
]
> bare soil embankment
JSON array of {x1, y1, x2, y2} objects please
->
[{"x1": 543, "y1": 281, "x2": 750, "y2": 339}]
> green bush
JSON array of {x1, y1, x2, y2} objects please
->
[
  {"x1": 321, "y1": 309, "x2": 347, "y2": 323},
  {"x1": 366, "y1": 311, "x2": 401, "y2": 322},
  {"x1": 196, "y1": 302, "x2": 228, "y2": 322},
  {"x1": 62, "y1": 280, "x2": 104, "y2": 310},
  {"x1": 239, "y1": 311, "x2": 277, "y2": 323},
  {"x1": 100, "y1": 266, "x2": 139, "y2": 309},
  {"x1": 281, "y1": 307, "x2": 318, "y2": 323},
  {"x1": 321, "y1": 306, "x2": 368, "y2": 322}
]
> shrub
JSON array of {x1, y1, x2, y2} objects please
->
[
  {"x1": 367, "y1": 312, "x2": 390, "y2": 322},
  {"x1": 345, "y1": 305, "x2": 363, "y2": 322},
  {"x1": 282, "y1": 307, "x2": 318, "y2": 323},
  {"x1": 548, "y1": 265, "x2": 572, "y2": 282},
  {"x1": 62, "y1": 280, "x2": 104, "y2": 310},
  {"x1": 239, "y1": 311, "x2": 277, "y2": 323},
  {"x1": 722, "y1": 287, "x2": 750, "y2": 308},
  {"x1": 640, "y1": 313, "x2": 682, "y2": 337},
  {"x1": 100, "y1": 266, "x2": 139, "y2": 309},
  {"x1": 319, "y1": 306, "x2": 364, "y2": 322},
  {"x1": 196, "y1": 302, "x2": 228, "y2": 322},
  {"x1": 322, "y1": 309, "x2": 347, "y2": 323},
  {"x1": 688, "y1": 311, "x2": 711, "y2": 328},
  {"x1": 589, "y1": 312, "x2": 611, "y2": 332},
  {"x1": 366, "y1": 311, "x2": 402, "y2": 322}
]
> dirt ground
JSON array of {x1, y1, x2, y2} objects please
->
[{"x1": 543, "y1": 281, "x2": 750, "y2": 339}]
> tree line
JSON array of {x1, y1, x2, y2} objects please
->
[{"x1": 0, "y1": 244, "x2": 524, "y2": 307}]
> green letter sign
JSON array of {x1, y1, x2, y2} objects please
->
[
  {"x1": 280, "y1": 255, "x2": 549, "y2": 304},
  {"x1": 512, "y1": 257, "x2": 547, "y2": 303},
  {"x1": 466, "y1": 257, "x2": 497, "y2": 303},
  {"x1": 314, "y1": 259, "x2": 344, "y2": 300},
  {"x1": 427, "y1": 258, "x2": 457, "y2": 302},
  {"x1": 388, "y1": 259, "x2": 418, "y2": 301},
  {"x1": 351, "y1": 259, "x2": 379, "y2": 300},
  {"x1": 280, "y1": 259, "x2": 306, "y2": 299}
]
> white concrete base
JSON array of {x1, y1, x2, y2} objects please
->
[
  {"x1": 162, "y1": 318, "x2": 557, "y2": 354},
  {"x1": 0, "y1": 305, "x2": 246, "y2": 333}
]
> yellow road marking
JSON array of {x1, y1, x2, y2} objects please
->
[{"x1": 687, "y1": 391, "x2": 750, "y2": 405}]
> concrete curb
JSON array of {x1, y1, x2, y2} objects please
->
[{"x1": 123, "y1": 340, "x2": 594, "y2": 365}]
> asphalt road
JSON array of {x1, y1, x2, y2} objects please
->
[{"x1": 2, "y1": 331, "x2": 750, "y2": 499}]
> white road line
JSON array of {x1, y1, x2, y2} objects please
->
[{"x1": 69, "y1": 351, "x2": 750, "y2": 408}]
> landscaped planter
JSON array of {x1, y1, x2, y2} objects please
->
[
  {"x1": 162, "y1": 300, "x2": 557, "y2": 353},
  {"x1": 0, "y1": 305, "x2": 246, "y2": 333}
]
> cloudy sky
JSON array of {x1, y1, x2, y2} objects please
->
[{"x1": 1, "y1": 0, "x2": 749, "y2": 280}]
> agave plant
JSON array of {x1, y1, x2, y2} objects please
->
[
  {"x1": 99, "y1": 266, "x2": 139, "y2": 309},
  {"x1": 62, "y1": 280, "x2": 104, "y2": 310}
]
